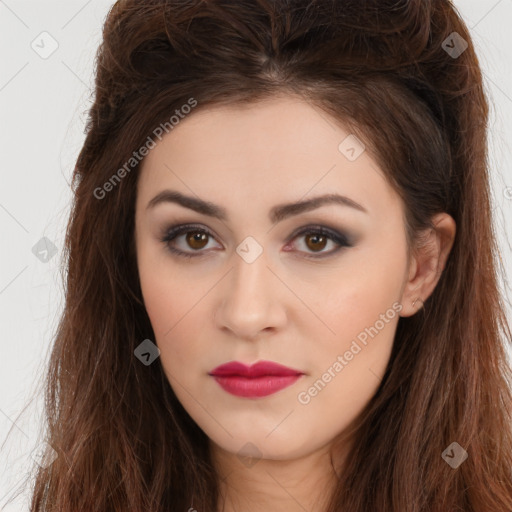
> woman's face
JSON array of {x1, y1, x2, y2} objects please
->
[{"x1": 134, "y1": 95, "x2": 412, "y2": 463}]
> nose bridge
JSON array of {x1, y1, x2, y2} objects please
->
[
  {"x1": 230, "y1": 239, "x2": 272, "y2": 305},
  {"x1": 215, "y1": 237, "x2": 286, "y2": 336}
]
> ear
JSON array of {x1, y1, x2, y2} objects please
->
[{"x1": 399, "y1": 212, "x2": 456, "y2": 317}]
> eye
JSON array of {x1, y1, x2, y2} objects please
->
[
  {"x1": 284, "y1": 225, "x2": 353, "y2": 259},
  {"x1": 160, "y1": 223, "x2": 353, "y2": 259},
  {"x1": 160, "y1": 223, "x2": 220, "y2": 259}
]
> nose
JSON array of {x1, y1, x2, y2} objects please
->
[{"x1": 213, "y1": 246, "x2": 288, "y2": 340}]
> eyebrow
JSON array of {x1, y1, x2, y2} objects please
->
[{"x1": 146, "y1": 189, "x2": 368, "y2": 223}]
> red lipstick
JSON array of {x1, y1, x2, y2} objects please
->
[{"x1": 208, "y1": 361, "x2": 304, "y2": 398}]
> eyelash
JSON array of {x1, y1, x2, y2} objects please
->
[{"x1": 160, "y1": 223, "x2": 353, "y2": 260}]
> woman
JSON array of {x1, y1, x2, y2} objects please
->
[{"x1": 29, "y1": 0, "x2": 512, "y2": 510}]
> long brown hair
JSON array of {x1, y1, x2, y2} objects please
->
[{"x1": 22, "y1": 0, "x2": 512, "y2": 510}]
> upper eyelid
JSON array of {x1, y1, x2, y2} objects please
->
[{"x1": 163, "y1": 222, "x2": 343, "y2": 238}]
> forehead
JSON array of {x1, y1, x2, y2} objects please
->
[
  {"x1": 144, "y1": 95, "x2": 349, "y2": 164},
  {"x1": 136, "y1": 95, "x2": 398, "y2": 221}
]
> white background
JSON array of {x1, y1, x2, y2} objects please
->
[{"x1": 1, "y1": 1, "x2": 511, "y2": 510}]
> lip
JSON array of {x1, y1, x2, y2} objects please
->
[{"x1": 208, "y1": 361, "x2": 304, "y2": 398}]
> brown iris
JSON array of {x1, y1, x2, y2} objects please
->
[
  {"x1": 186, "y1": 231, "x2": 209, "y2": 250},
  {"x1": 304, "y1": 233, "x2": 328, "y2": 252}
]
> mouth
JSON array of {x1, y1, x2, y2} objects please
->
[{"x1": 208, "y1": 360, "x2": 304, "y2": 398}]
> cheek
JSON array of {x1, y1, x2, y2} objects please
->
[
  {"x1": 137, "y1": 236, "x2": 192, "y2": 334},
  {"x1": 295, "y1": 287, "x2": 399, "y2": 442},
  {"x1": 307, "y1": 279, "x2": 399, "y2": 387},
  {"x1": 298, "y1": 237, "x2": 405, "y2": 406},
  {"x1": 310, "y1": 240, "x2": 404, "y2": 343},
  {"x1": 321, "y1": 267, "x2": 402, "y2": 348},
  {"x1": 137, "y1": 251, "x2": 213, "y2": 374}
]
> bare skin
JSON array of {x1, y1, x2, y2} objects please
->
[{"x1": 134, "y1": 94, "x2": 456, "y2": 511}]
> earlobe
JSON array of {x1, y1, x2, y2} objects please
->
[
  {"x1": 411, "y1": 297, "x2": 424, "y2": 310},
  {"x1": 399, "y1": 212, "x2": 456, "y2": 317}
]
